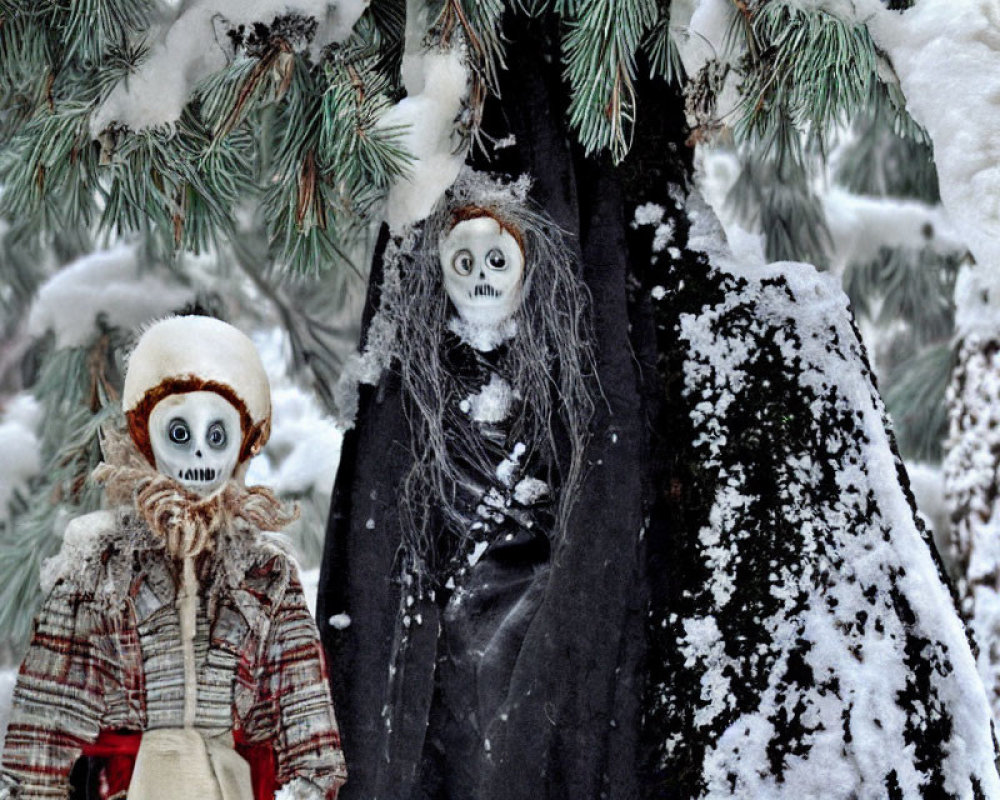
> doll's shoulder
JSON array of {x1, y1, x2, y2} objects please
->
[
  {"x1": 226, "y1": 531, "x2": 300, "y2": 610},
  {"x1": 40, "y1": 510, "x2": 123, "y2": 596}
]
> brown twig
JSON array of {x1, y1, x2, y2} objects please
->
[
  {"x1": 214, "y1": 38, "x2": 294, "y2": 141},
  {"x1": 172, "y1": 184, "x2": 187, "y2": 247},
  {"x1": 296, "y1": 149, "x2": 327, "y2": 231}
]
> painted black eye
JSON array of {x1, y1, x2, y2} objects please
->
[
  {"x1": 168, "y1": 419, "x2": 190, "y2": 445},
  {"x1": 207, "y1": 422, "x2": 228, "y2": 449},
  {"x1": 485, "y1": 248, "x2": 507, "y2": 270},
  {"x1": 452, "y1": 249, "x2": 474, "y2": 276}
]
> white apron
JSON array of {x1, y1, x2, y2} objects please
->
[
  {"x1": 127, "y1": 557, "x2": 253, "y2": 800},
  {"x1": 127, "y1": 729, "x2": 252, "y2": 800}
]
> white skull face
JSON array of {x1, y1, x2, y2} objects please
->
[
  {"x1": 439, "y1": 216, "x2": 525, "y2": 327},
  {"x1": 149, "y1": 391, "x2": 242, "y2": 495}
]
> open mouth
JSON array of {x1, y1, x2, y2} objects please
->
[
  {"x1": 179, "y1": 467, "x2": 217, "y2": 482},
  {"x1": 470, "y1": 284, "x2": 501, "y2": 299}
]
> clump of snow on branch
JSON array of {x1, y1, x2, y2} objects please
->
[
  {"x1": 863, "y1": 1, "x2": 1000, "y2": 275},
  {"x1": 380, "y1": 39, "x2": 469, "y2": 230},
  {"x1": 91, "y1": 0, "x2": 367, "y2": 133},
  {"x1": 27, "y1": 245, "x2": 195, "y2": 348},
  {"x1": 823, "y1": 188, "x2": 965, "y2": 271},
  {"x1": 646, "y1": 195, "x2": 999, "y2": 797},
  {"x1": 674, "y1": 0, "x2": 745, "y2": 125},
  {"x1": 0, "y1": 396, "x2": 43, "y2": 523}
]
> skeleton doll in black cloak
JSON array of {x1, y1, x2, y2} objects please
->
[{"x1": 318, "y1": 172, "x2": 596, "y2": 798}]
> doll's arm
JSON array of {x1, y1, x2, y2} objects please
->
[
  {"x1": 0, "y1": 584, "x2": 106, "y2": 800},
  {"x1": 265, "y1": 573, "x2": 348, "y2": 800}
]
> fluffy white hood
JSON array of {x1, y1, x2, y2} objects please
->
[{"x1": 123, "y1": 316, "x2": 271, "y2": 428}]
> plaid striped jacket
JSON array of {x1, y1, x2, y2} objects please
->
[{"x1": 0, "y1": 509, "x2": 347, "y2": 800}]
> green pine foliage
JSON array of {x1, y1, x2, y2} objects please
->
[
  {"x1": 837, "y1": 111, "x2": 959, "y2": 464},
  {"x1": 369, "y1": 0, "x2": 406, "y2": 88},
  {"x1": 227, "y1": 225, "x2": 368, "y2": 413},
  {"x1": 561, "y1": 0, "x2": 659, "y2": 162},
  {"x1": 427, "y1": 0, "x2": 506, "y2": 92},
  {"x1": 884, "y1": 341, "x2": 954, "y2": 463},
  {"x1": 834, "y1": 97, "x2": 939, "y2": 204},
  {"x1": 843, "y1": 243, "x2": 961, "y2": 464},
  {"x1": 0, "y1": 0, "x2": 922, "y2": 266},
  {"x1": 0, "y1": 1, "x2": 408, "y2": 274},
  {"x1": 832, "y1": 98, "x2": 954, "y2": 466},
  {"x1": 732, "y1": 2, "x2": 876, "y2": 165},
  {"x1": 421, "y1": 0, "x2": 683, "y2": 161},
  {"x1": 0, "y1": 327, "x2": 125, "y2": 651},
  {"x1": 706, "y1": 1, "x2": 929, "y2": 266},
  {"x1": 825, "y1": 34, "x2": 955, "y2": 464},
  {"x1": 845, "y1": 246, "x2": 956, "y2": 343},
  {"x1": 643, "y1": 4, "x2": 685, "y2": 86},
  {"x1": 726, "y1": 147, "x2": 830, "y2": 266}
]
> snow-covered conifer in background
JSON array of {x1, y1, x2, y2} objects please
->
[{"x1": 944, "y1": 261, "x2": 1000, "y2": 721}]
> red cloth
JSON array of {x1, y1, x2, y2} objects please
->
[{"x1": 81, "y1": 730, "x2": 277, "y2": 800}]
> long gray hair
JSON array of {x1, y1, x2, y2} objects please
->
[{"x1": 378, "y1": 172, "x2": 595, "y2": 578}]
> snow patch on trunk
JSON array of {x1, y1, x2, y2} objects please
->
[{"x1": 647, "y1": 195, "x2": 999, "y2": 797}]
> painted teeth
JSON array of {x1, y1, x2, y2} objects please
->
[
  {"x1": 179, "y1": 468, "x2": 217, "y2": 482},
  {"x1": 471, "y1": 284, "x2": 500, "y2": 298}
]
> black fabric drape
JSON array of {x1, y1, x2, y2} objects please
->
[{"x1": 317, "y1": 11, "x2": 682, "y2": 799}]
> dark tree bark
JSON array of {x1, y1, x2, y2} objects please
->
[
  {"x1": 318, "y1": 9, "x2": 999, "y2": 800},
  {"x1": 320, "y1": 14, "x2": 656, "y2": 797}
]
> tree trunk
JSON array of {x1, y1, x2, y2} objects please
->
[
  {"x1": 318, "y1": 9, "x2": 999, "y2": 799},
  {"x1": 944, "y1": 261, "x2": 1000, "y2": 723}
]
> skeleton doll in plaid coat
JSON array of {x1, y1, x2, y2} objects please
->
[{"x1": 0, "y1": 316, "x2": 347, "y2": 800}]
